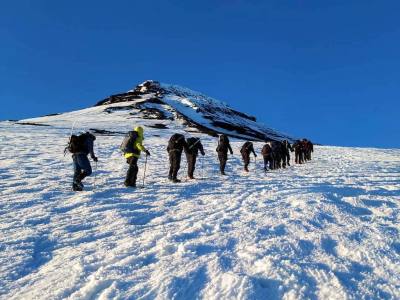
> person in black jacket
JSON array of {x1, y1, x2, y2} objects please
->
[
  {"x1": 304, "y1": 139, "x2": 314, "y2": 161},
  {"x1": 72, "y1": 132, "x2": 98, "y2": 191},
  {"x1": 261, "y1": 143, "x2": 273, "y2": 172},
  {"x1": 282, "y1": 140, "x2": 293, "y2": 168},
  {"x1": 185, "y1": 137, "x2": 205, "y2": 179},
  {"x1": 240, "y1": 141, "x2": 257, "y2": 172},
  {"x1": 167, "y1": 133, "x2": 189, "y2": 183},
  {"x1": 293, "y1": 140, "x2": 304, "y2": 164},
  {"x1": 216, "y1": 134, "x2": 233, "y2": 175}
]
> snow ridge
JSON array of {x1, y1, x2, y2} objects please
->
[{"x1": 21, "y1": 80, "x2": 294, "y2": 142}]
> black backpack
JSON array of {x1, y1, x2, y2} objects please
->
[
  {"x1": 261, "y1": 144, "x2": 272, "y2": 156},
  {"x1": 216, "y1": 134, "x2": 229, "y2": 152},
  {"x1": 120, "y1": 131, "x2": 139, "y2": 153},
  {"x1": 186, "y1": 137, "x2": 201, "y2": 153},
  {"x1": 167, "y1": 133, "x2": 185, "y2": 151},
  {"x1": 240, "y1": 141, "x2": 252, "y2": 153},
  {"x1": 67, "y1": 134, "x2": 87, "y2": 154},
  {"x1": 187, "y1": 137, "x2": 198, "y2": 149}
]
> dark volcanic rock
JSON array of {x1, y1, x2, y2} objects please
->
[{"x1": 92, "y1": 80, "x2": 294, "y2": 142}]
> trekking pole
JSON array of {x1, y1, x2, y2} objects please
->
[
  {"x1": 184, "y1": 159, "x2": 188, "y2": 181},
  {"x1": 201, "y1": 156, "x2": 204, "y2": 179},
  {"x1": 142, "y1": 154, "x2": 148, "y2": 188},
  {"x1": 64, "y1": 121, "x2": 77, "y2": 156},
  {"x1": 93, "y1": 161, "x2": 98, "y2": 191},
  {"x1": 70, "y1": 121, "x2": 76, "y2": 137}
]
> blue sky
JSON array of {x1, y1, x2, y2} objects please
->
[{"x1": 1, "y1": 0, "x2": 399, "y2": 148}]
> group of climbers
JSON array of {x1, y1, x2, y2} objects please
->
[
  {"x1": 66, "y1": 127, "x2": 314, "y2": 191},
  {"x1": 166, "y1": 133, "x2": 205, "y2": 183},
  {"x1": 292, "y1": 139, "x2": 314, "y2": 164},
  {"x1": 259, "y1": 139, "x2": 313, "y2": 172}
]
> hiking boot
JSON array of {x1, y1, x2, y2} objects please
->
[
  {"x1": 73, "y1": 179, "x2": 84, "y2": 189},
  {"x1": 172, "y1": 178, "x2": 181, "y2": 183},
  {"x1": 72, "y1": 182, "x2": 83, "y2": 191},
  {"x1": 221, "y1": 172, "x2": 226, "y2": 175},
  {"x1": 188, "y1": 175, "x2": 194, "y2": 180},
  {"x1": 124, "y1": 181, "x2": 136, "y2": 188}
]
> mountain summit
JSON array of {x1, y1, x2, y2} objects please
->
[{"x1": 21, "y1": 80, "x2": 294, "y2": 141}]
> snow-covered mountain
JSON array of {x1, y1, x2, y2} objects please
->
[{"x1": 19, "y1": 80, "x2": 294, "y2": 142}]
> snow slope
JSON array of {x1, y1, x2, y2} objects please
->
[{"x1": 1, "y1": 121, "x2": 399, "y2": 300}]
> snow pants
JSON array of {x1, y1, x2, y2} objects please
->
[
  {"x1": 282, "y1": 151, "x2": 290, "y2": 168},
  {"x1": 125, "y1": 156, "x2": 139, "y2": 186},
  {"x1": 169, "y1": 150, "x2": 182, "y2": 180},
  {"x1": 72, "y1": 154, "x2": 92, "y2": 184},
  {"x1": 242, "y1": 152, "x2": 250, "y2": 171},
  {"x1": 186, "y1": 153, "x2": 197, "y2": 178},
  {"x1": 295, "y1": 151, "x2": 304, "y2": 164},
  {"x1": 272, "y1": 152, "x2": 281, "y2": 169},
  {"x1": 218, "y1": 151, "x2": 228, "y2": 174},
  {"x1": 263, "y1": 154, "x2": 273, "y2": 171}
]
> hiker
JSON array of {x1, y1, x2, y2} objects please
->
[
  {"x1": 304, "y1": 139, "x2": 314, "y2": 161},
  {"x1": 167, "y1": 133, "x2": 189, "y2": 182},
  {"x1": 268, "y1": 141, "x2": 282, "y2": 169},
  {"x1": 68, "y1": 131, "x2": 98, "y2": 191},
  {"x1": 240, "y1": 141, "x2": 257, "y2": 172},
  {"x1": 185, "y1": 137, "x2": 205, "y2": 179},
  {"x1": 121, "y1": 126, "x2": 150, "y2": 188},
  {"x1": 293, "y1": 140, "x2": 304, "y2": 164},
  {"x1": 282, "y1": 140, "x2": 293, "y2": 168},
  {"x1": 216, "y1": 134, "x2": 233, "y2": 175},
  {"x1": 261, "y1": 143, "x2": 274, "y2": 171}
]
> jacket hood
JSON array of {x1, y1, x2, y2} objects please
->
[{"x1": 134, "y1": 126, "x2": 144, "y2": 138}]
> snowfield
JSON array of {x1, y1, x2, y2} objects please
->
[{"x1": 0, "y1": 122, "x2": 399, "y2": 300}]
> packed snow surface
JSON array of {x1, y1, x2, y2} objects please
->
[{"x1": 1, "y1": 122, "x2": 399, "y2": 299}]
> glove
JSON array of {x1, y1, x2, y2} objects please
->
[
  {"x1": 145, "y1": 150, "x2": 151, "y2": 156},
  {"x1": 93, "y1": 156, "x2": 98, "y2": 162},
  {"x1": 201, "y1": 152, "x2": 205, "y2": 156},
  {"x1": 255, "y1": 154, "x2": 257, "y2": 157}
]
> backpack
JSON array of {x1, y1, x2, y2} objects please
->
[
  {"x1": 120, "y1": 131, "x2": 139, "y2": 153},
  {"x1": 67, "y1": 134, "x2": 87, "y2": 154},
  {"x1": 216, "y1": 134, "x2": 229, "y2": 152},
  {"x1": 186, "y1": 137, "x2": 201, "y2": 153},
  {"x1": 261, "y1": 144, "x2": 272, "y2": 156},
  {"x1": 168, "y1": 133, "x2": 185, "y2": 151},
  {"x1": 186, "y1": 137, "x2": 196, "y2": 148},
  {"x1": 240, "y1": 141, "x2": 252, "y2": 153},
  {"x1": 270, "y1": 141, "x2": 281, "y2": 152}
]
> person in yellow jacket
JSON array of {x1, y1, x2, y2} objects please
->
[{"x1": 123, "y1": 126, "x2": 150, "y2": 187}]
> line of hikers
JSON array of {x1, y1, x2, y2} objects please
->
[{"x1": 66, "y1": 127, "x2": 314, "y2": 191}]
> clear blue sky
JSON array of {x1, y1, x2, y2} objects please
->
[{"x1": 1, "y1": 1, "x2": 399, "y2": 148}]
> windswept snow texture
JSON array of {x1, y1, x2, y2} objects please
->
[
  {"x1": 1, "y1": 122, "x2": 399, "y2": 300},
  {"x1": 159, "y1": 83, "x2": 292, "y2": 141},
  {"x1": 19, "y1": 80, "x2": 294, "y2": 142}
]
